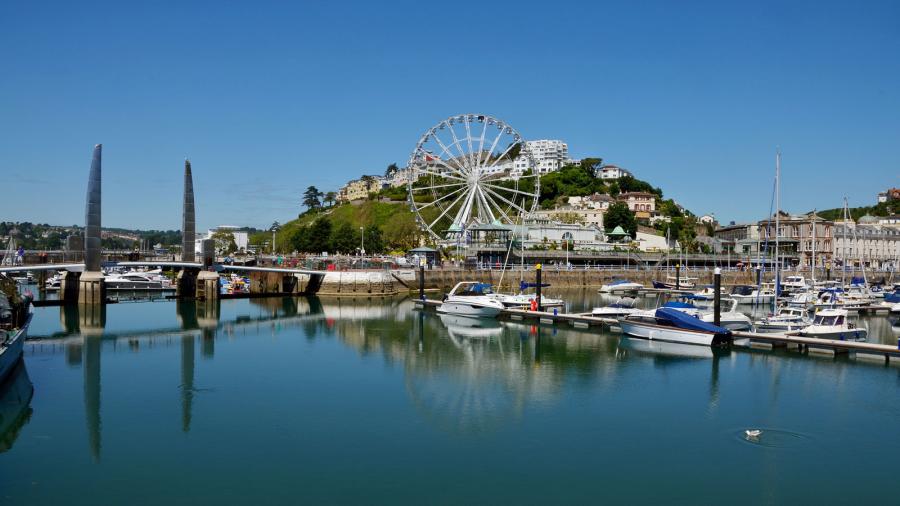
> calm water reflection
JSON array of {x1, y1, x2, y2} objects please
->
[{"x1": 2, "y1": 293, "x2": 900, "y2": 504}]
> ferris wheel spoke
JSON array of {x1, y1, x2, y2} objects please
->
[
  {"x1": 448, "y1": 189, "x2": 478, "y2": 231},
  {"x1": 462, "y1": 117, "x2": 478, "y2": 174},
  {"x1": 479, "y1": 186, "x2": 513, "y2": 224},
  {"x1": 415, "y1": 185, "x2": 467, "y2": 211},
  {"x1": 483, "y1": 128, "x2": 504, "y2": 166},
  {"x1": 486, "y1": 141, "x2": 519, "y2": 169},
  {"x1": 415, "y1": 181, "x2": 467, "y2": 192},
  {"x1": 481, "y1": 189, "x2": 515, "y2": 225},
  {"x1": 474, "y1": 186, "x2": 495, "y2": 224},
  {"x1": 474, "y1": 119, "x2": 489, "y2": 168},
  {"x1": 483, "y1": 182, "x2": 538, "y2": 200},
  {"x1": 429, "y1": 131, "x2": 470, "y2": 175},
  {"x1": 482, "y1": 185, "x2": 528, "y2": 215},
  {"x1": 428, "y1": 189, "x2": 470, "y2": 229},
  {"x1": 414, "y1": 161, "x2": 468, "y2": 182},
  {"x1": 445, "y1": 121, "x2": 471, "y2": 172}
]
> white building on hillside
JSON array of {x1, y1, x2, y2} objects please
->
[
  {"x1": 196, "y1": 226, "x2": 250, "y2": 254},
  {"x1": 595, "y1": 164, "x2": 632, "y2": 180}
]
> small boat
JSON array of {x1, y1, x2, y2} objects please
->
[
  {"x1": 651, "y1": 275, "x2": 697, "y2": 290},
  {"x1": 591, "y1": 296, "x2": 641, "y2": 318},
  {"x1": 729, "y1": 285, "x2": 775, "y2": 305},
  {"x1": 490, "y1": 281, "x2": 564, "y2": 309},
  {"x1": 780, "y1": 275, "x2": 808, "y2": 293},
  {"x1": 753, "y1": 306, "x2": 811, "y2": 333},
  {"x1": 786, "y1": 290, "x2": 816, "y2": 309},
  {"x1": 790, "y1": 308, "x2": 867, "y2": 341},
  {"x1": 619, "y1": 307, "x2": 732, "y2": 347},
  {"x1": 599, "y1": 280, "x2": 644, "y2": 294},
  {"x1": 0, "y1": 279, "x2": 33, "y2": 384},
  {"x1": 437, "y1": 282, "x2": 505, "y2": 318},
  {"x1": 104, "y1": 270, "x2": 173, "y2": 291}
]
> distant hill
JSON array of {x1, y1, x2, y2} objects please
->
[
  {"x1": 815, "y1": 200, "x2": 899, "y2": 222},
  {"x1": 273, "y1": 160, "x2": 705, "y2": 253}
]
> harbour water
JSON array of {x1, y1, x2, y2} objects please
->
[{"x1": 3, "y1": 291, "x2": 900, "y2": 504}]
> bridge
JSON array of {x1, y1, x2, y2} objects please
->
[{"x1": 1, "y1": 144, "x2": 327, "y2": 304}]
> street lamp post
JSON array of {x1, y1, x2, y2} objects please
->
[
  {"x1": 360, "y1": 226, "x2": 365, "y2": 257},
  {"x1": 271, "y1": 226, "x2": 278, "y2": 255}
]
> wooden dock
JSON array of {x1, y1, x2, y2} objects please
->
[{"x1": 414, "y1": 298, "x2": 900, "y2": 363}]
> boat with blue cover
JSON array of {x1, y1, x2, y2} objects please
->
[{"x1": 619, "y1": 307, "x2": 733, "y2": 347}]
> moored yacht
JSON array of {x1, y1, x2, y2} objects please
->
[
  {"x1": 730, "y1": 285, "x2": 775, "y2": 305},
  {"x1": 790, "y1": 308, "x2": 867, "y2": 341},
  {"x1": 619, "y1": 307, "x2": 732, "y2": 347},
  {"x1": 753, "y1": 306, "x2": 811, "y2": 333},
  {"x1": 437, "y1": 282, "x2": 505, "y2": 318},
  {"x1": 599, "y1": 280, "x2": 644, "y2": 294},
  {"x1": 104, "y1": 271, "x2": 173, "y2": 290},
  {"x1": 591, "y1": 297, "x2": 641, "y2": 318},
  {"x1": 1, "y1": 277, "x2": 33, "y2": 383}
]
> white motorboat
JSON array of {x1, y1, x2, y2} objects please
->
[
  {"x1": 437, "y1": 282, "x2": 505, "y2": 318},
  {"x1": 0, "y1": 281, "x2": 33, "y2": 384},
  {"x1": 619, "y1": 307, "x2": 732, "y2": 347},
  {"x1": 753, "y1": 306, "x2": 811, "y2": 333},
  {"x1": 599, "y1": 280, "x2": 644, "y2": 294},
  {"x1": 104, "y1": 271, "x2": 173, "y2": 291},
  {"x1": 790, "y1": 308, "x2": 867, "y2": 341},
  {"x1": 786, "y1": 290, "x2": 816, "y2": 309},
  {"x1": 730, "y1": 285, "x2": 775, "y2": 305},
  {"x1": 591, "y1": 297, "x2": 642, "y2": 318},
  {"x1": 780, "y1": 275, "x2": 808, "y2": 293},
  {"x1": 651, "y1": 275, "x2": 697, "y2": 290}
]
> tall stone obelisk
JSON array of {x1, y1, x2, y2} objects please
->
[
  {"x1": 177, "y1": 158, "x2": 203, "y2": 298},
  {"x1": 182, "y1": 159, "x2": 196, "y2": 262},
  {"x1": 79, "y1": 144, "x2": 105, "y2": 305}
]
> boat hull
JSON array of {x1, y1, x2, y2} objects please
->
[
  {"x1": 437, "y1": 302, "x2": 502, "y2": 318},
  {"x1": 0, "y1": 305, "x2": 32, "y2": 384},
  {"x1": 793, "y1": 328, "x2": 867, "y2": 341},
  {"x1": 619, "y1": 319, "x2": 729, "y2": 347}
]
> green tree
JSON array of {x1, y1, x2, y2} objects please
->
[
  {"x1": 302, "y1": 186, "x2": 323, "y2": 211},
  {"x1": 330, "y1": 222, "x2": 358, "y2": 253},
  {"x1": 286, "y1": 225, "x2": 309, "y2": 252},
  {"x1": 384, "y1": 163, "x2": 400, "y2": 178},
  {"x1": 604, "y1": 202, "x2": 637, "y2": 237},
  {"x1": 307, "y1": 218, "x2": 332, "y2": 253},
  {"x1": 365, "y1": 225, "x2": 386, "y2": 254},
  {"x1": 323, "y1": 192, "x2": 337, "y2": 207},
  {"x1": 211, "y1": 229, "x2": 238, "y2": 254}
]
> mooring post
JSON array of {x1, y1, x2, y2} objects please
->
[
  {"x1": 535, "y1": 263, "x2": 542, "y2": 312},
  {"x1": 675, "y1": 263, "x2": 681, "y2": 290},
  {"x1": 418, "y1": 257, "x2": 425, "y2": 300},
  {"x1": 713, "y1": 267, "x2": 722, "y2": 327}
]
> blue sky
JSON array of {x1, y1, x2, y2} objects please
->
[{"x1": 2, "y1": 0, "x2": 898, "y2": 230}]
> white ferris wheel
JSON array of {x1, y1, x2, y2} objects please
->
[{"x1": 406, "y1": 114, "x2": 539, "y2": 242}]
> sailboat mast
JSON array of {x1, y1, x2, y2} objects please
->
[
  {"x1": 774, "y1": 149, "x2": 781, "y2": 297},
  {"x1": 842, "y1": 197, "x2": 848, "y2": 286},
  {"x1": 811, "y1": 209, "x2": 817, "y2": 283}
]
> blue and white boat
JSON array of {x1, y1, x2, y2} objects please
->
[
  {"x1": 591, "y1": 296, "x2": 641, "y2": 318},
  {"x1": 619, "y1": 307, "x2": 733, "y2": 347},
  {"x1": 0, "y1": 289, "x2": 33, "y2": 384},
  {"x1": 599, "y1": 279, "x2": 644, "y2": 294}
]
